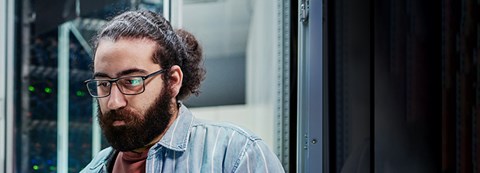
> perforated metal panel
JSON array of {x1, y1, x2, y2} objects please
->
[{"x1": 276, "y1": 0, "x2": 291, "y2": 172}]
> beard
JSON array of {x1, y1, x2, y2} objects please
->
[{"x1": 98, "y1": 88, "x2": 174, "y2": 152}]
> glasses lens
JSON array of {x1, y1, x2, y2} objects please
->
[
  {"x1": 86, "y1": 80, "x2": 111, "y2": 97},
  {"x1": 118, "y1": 77, "x2": 144, "y2": 94}
]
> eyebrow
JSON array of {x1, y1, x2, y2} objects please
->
[{"x1": 93, "y1": 68, "x2": 149, "y2": 79}]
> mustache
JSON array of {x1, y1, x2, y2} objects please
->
[{"x1": 99, "y1": 108, "x2": 138, "y2": 125}]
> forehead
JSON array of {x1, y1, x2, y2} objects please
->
[{"x1": 94, "y1": 38, "x2": 159, "y2": 76}]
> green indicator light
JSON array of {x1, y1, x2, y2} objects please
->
[
  {"x1": 76, "y1": 91, "x2": 84, "y2": 97},
  {"x1": 28, "y1": 86, "x2": 35, "y2": 92},
  {"x1": 33, "y1": 165, "x2": 39, "y2": 170},
  {"x1": 45, "y1": 87, "x2": 52, "y2": 94},
  {"x1": 49, "y1": 166, "x2": 56, "y2": 171}
]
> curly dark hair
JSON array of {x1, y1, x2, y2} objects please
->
[{"x1": 92, "y1": 10, "x2": 206, "y2": 100}]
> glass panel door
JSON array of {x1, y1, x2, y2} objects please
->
[{"x1": 15, "y1": 1, "x2": 166, "y2": 172}]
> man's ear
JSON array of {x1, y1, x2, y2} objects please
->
[{"x1": 168, "y1": 65, "x2": 183, "y2": 97}]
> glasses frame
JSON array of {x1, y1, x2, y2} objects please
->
[{"x1": 84, "y1": 68, "x2": 169, "y2": 98}]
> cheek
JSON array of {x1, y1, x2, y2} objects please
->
[
  {"x1": 97, "y1": 99, "x2": 109, "y2": 113},
  {"x1": 141, "y1": 80, "x2": 165, "y2": 100},
  {"x1": 130, "y1": 89, "x2": 162, "y2": 112}
]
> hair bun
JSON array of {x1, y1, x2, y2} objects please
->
[
  {"x1": 175, "y1": 29, "x2": 206, "y2": 98},
  {"x1": 176, "y1": 29, "x2": 202, "y2": 61}
]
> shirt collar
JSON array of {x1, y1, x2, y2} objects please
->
[{"x1": 152, "y1": 104, "x2": 194, "y2": 152}]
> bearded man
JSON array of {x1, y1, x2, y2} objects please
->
[{"x1": 81, "y1": 10, "x2": 285, "y2": 173}]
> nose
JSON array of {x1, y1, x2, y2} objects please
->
[{"x1": 106, "y1": 84, "x2": 127, "y2": 110}]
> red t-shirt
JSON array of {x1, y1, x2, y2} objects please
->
[{"x1": 112, "y1": 150, "x2": 149, "y2": 173}]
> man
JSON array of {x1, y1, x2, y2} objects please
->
[{"x1": 81, "y1": 10, "x2": 285, "y2": 173}]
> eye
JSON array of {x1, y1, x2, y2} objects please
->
[
  {"x1": 122, "y1": 77, "x2": 143, "y2": 87},
  {"x1": 97, "y1": 81, "x2": 111, "y2": 88}
]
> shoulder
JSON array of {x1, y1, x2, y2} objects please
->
[
  {"x1": 188, "y1": 119, "x2": 284, "y2": 172},
  {"x1": 80, "y1": 147, "x2": 114, "y2": 173},
  {"x1": 188, "y1": 119, "x2": 262, "y2": 156},
  {"x1": 191, "y1": 119, "x2": 261, "y2": 142}
]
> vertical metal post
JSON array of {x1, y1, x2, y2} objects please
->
[
  {"x1": 5, "y1": 0, "x2": 15, "y2": 172},
  {"x1": 297, "y1": 0, "x2": 309, "y2": 172},
  {"x1": 4, "y1": 0, "x2": 15, "y2": 169},
  {"x1": 297, "y1": 0, "x2": 323, "y2": 172},
  {"x1": 276, "y1": 0, "x2": 291, "y2": 171},
  {"x1": 0, "y1": 0, "x2": 7, "y2": 171},
  {"x1": 296, "y1": 0, "x2": 309, "y2": 169},
  {"x1": 163, "y1": 0, "x2": 170, "y2": 21},
  {"x1": 92, "y1": 99, "x2": 101, "y2": 157},
  {"x1": 170, "y1": 0, "x2": 183, "y2": 28},
  {"x1": 58, "y1": 22, "x2": 70, "y2": 173}
]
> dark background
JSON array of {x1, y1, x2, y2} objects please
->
[{"x1": 325, "y1": 0, "x2": 479, "y2": 172}]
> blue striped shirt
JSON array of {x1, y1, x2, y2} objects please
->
[{"x1": 81, "y1": 105, "x2": 285, "y2": 173}]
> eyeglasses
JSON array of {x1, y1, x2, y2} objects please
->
[{"x1": 84, "y1": 69, "x2": 168, "y2": 98}]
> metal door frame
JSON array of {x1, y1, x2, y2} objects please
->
[
  {"x1": 1, "y1": 0, "x2": 16, "y2": 172},
  {"x1": 297, "y1": 0, "x2": 324, "y2": 172}
]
